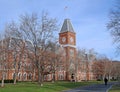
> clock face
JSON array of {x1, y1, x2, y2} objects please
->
[
  {"x1": 70, "y1": 37, "x2": 73, "y2": 42},
  {"x1": 62, "y1": 37, "x2": 66, "y2": 42}
]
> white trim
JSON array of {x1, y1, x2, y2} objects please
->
[{"x1": 62, "y1": 44, "x2": 76, "y2": 48}]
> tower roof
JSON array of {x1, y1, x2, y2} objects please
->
[{"x1": 60, "y1": 19, "x2": 75, "y2": 33}]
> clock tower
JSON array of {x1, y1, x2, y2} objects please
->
[{"x1": 59, "y1": 19, "x2": 76, "y2": 81}]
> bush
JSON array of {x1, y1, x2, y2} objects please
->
[
  {"x1": 0, "y1": 79, "x2": 15, "y2": 83},
  {"x1": 110, "y1": 79, "x2": 117, "y2": 81},
  {"x1": 97, "y1": 79, "x2": 102, "y2": 81}
]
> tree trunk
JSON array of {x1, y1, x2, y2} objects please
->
[
  {"x1": 1, "y1": 73, "x2": 4, "y2": 87},
  {"x1": 32, "y1": 69, "x2": 35, "y2": 82},
  {"x1": 38, "y1": 63, "x2": 43, "y2": 86},
  {"x1": 38, "y1": 71, "x2": 43, "y2": 86},
  {"x1": 40, "y1": 74, "x2": 44, "y2": 86},
  {"x1": 38, "y1": 67, "x2": 41, "y2": 85},
  {"x1": 14, "y1": 65, "x2": 17, "y2": 85},
  {"x1": 14, "y1": 74, "x2": 17, "y2": 85},
  {"x1": 52, "y1": 72, "x2": 55, "y2": 83}
]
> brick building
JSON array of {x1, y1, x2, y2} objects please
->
[{"x1": 0, "y1": 19, "x2": 95, "y2": 82}]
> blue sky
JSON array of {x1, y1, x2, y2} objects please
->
[{"x1": 0, "y1": 0, "x2": 119, "y2": 60}]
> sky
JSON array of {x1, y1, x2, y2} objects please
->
[{"x1": 0, "y1": 0, "x2": 119, "y2": 60}]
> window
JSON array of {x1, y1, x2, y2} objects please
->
[
  {"x1": 13, "y1": 62, "x2": 16, "y2": 69},
  {"x1": 58, "y1": 73, "x2": 64, "y2": 80},
  {"x1": 70, "y1": 49, "x2": 74, "y2": 56},
  {"x1": 28, "y1": 64, "x2": 32, "y2": 70},
  {"x1": 47, "y1": 74, "x2": 51, "y2": 80},
  {"x1": 28, "y1": 73, "x2": 32, "y2": 80},
  {"x1": 18, "y1": 73, "x2": 21, "y2": 80},
  {"x1": 24, "y1": 63, "x2": 27, "y2": 70},
  {"x1": 18, "y1": 62, "x2": 22, "y2": 69},
  {"x1": 13, "y1": 52, "x2": 17, "y2": 59},
  {"x1": 13, "y1": 73, "x2": 15, "y2": 80},
  {"x1": 23, "y1": 73, "x2": 27, "y2": 80},
  {"x1": 23, "y1": 54, "x2": 27, "y2": 60},
  {"x1": 44, "y1": 75, "x2": 47, "y2": 80},
  {"x1": 3, "y1": 53, "x2": 6, "y2": 60},
  {"x1": 0, "y1": 63, "x2": 2, "y2": 69},
  {"x1": 59, "y1": 66, "x2": 64, "y2": 71},
  {"x1": 4, "y1": 73, "x2": 7, "y2": 80}
]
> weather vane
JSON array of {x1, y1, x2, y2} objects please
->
[
  {"x1": 64, "y1": 6, "x2": 68, "y2": 18},
  {"x1": 64, "y1": 0, "x2": 70, "y2": 18}
]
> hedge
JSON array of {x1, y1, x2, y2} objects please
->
[{"x1": 0, "y1": 79, "x2": 14, "y2": 83}]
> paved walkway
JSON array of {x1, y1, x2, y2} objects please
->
[{"x1": 63, "y1": 82, "x2": 116, "y2": 92}]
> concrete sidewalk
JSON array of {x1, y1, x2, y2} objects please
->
[{"x1": 63, "y1": 82, "x2": 116, "y2": 92}]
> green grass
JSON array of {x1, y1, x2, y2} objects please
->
[
  {"x1": 109, "y1": 83, "x2": 120, "y2": 92},
  {"x1": 0, "y1": 81, "x2": 102, "y2": 92}
]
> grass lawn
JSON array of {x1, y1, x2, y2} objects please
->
[
  {"x1": 109, "y1": 83, "x2": 120, "y2": 92},
  {"x1": 0, "y1": 81, "x2": 102, "y2": 92}
]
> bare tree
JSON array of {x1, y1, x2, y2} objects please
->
[
  {"x1": 3, "y1": 12, "x2": 57, "y2": 86},
  {"x1": 114, "y1": 62, "x2": 120, "y2": 80},
  {"x1": 76, "y1": 48, "x2": 86, "y2": 81},
  {"x1": 76, "y1": 48, "x2": 97, "y2": 81},
  {"x1": 92, "y1": 60, "x2": 104, "y2": 80},
  {"x1": 47, "y1": 42, "x2": 65, "y2": 82},
  {"x1": 19, "y1": 12, "x2": 58, "y2": 86},
  {"x1": 0, "y1": 35, "x2": 5, "y2": 87},
  {"x1": 111, "y1": 61, "x2": 120, "y2": 80},
  {"x1": 4, "y1": 12, "x2": 58, "y2": 86},
  {"x1": 92, "y1": 55, "x2": 113, "y2": 80},
  {"x1": 0, "y1": 35, "x2": 10, "y2": 87},
  {"x1": 4, "y1": 22, "x2": 26, "y2": 84},
  {"x1": 107, "y1": 0, "x2": 120, "y2": 52}
]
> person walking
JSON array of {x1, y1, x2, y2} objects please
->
[{"x1": 104, "y1": 77, "x2": 108, "y2": 85}]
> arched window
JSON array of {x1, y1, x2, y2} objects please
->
[
  {"x1": 18, "y1": 62, "x2": 22, "y2": 70},
  {"x1": 28, "y1": 64, "x2": 32, "y2": 70},
  {"x1": 44, "y1": 75, "x2": 47, "y2": 80},
  {"x1": 18, "y1": 73, "x2": 21, "y2": 80},
  {"x1": 13, "y1": 62, "x2": 16, "y2": 69},
  {"x1": 23, "y1": 73, "x2": 27, "y2": 80},
  {"x1": 0, "y1": 63, "x2": 1, "y2": 69},
  {"x1": 58, "y1": 73, "x2": 64, "y2": 80},
  {"x1": 28, "y1": 73, "x2": 32, "y2": 80},
  {"x1": 24, "y1": 63, "x2": 27, "y2": 70},
  {"x1": 12, "y1": 73, "x2": 15, "y2": 80},
  {"x1": 4, "y1": 73, "x2": 7, "y2": 80},
  {"x1": 47, "y1": 74, "x2": 51, "y2": 80}
]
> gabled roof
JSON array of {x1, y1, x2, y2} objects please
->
[{"x1": 60, "y1": 19, "x2": 75, "y2": 33}]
